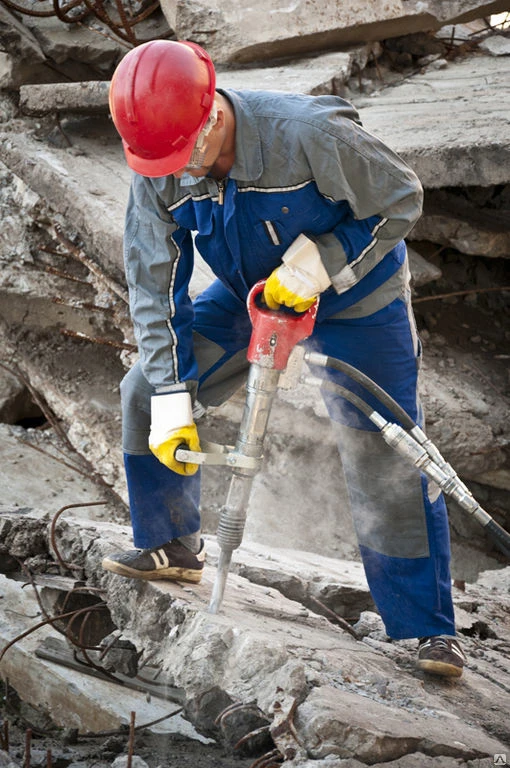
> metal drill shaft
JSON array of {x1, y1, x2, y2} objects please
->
[{"x1": 208, "y1": 364, "x2": 281, "y2": 613}]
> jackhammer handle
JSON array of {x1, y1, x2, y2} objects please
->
[
  {"x1": 485, "y1": 518, "x2": 510, "y2": 560},
  {"x1": 246, "y1": 279, "x2": 318, "y2": 370},
  {"x1": 247, "y1": 279, "x2": 317, "y2": 323}
]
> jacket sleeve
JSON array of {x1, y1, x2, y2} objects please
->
[
  {"x1": 123, "y1": 173, "x2": 198, "y2": 391},
  {"x1": 302, "y1": 113, "x2": 423, "y2": 294}
]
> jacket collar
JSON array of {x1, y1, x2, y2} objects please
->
[{"x1": 217, "y1": 88, "x2": 264, "y2": 181}]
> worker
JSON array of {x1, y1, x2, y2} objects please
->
[{"x1": 103, "y1": 39, "x2": 466, "y2": 678}]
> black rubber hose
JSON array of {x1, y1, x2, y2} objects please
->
[
  {"x1": 484, "y1": 519, "x2": 510, "y2": 560},
  {"x1": 318, "y1": 378, "x2": 376, "y2": 420},
  {"x1": 308, "y1": 352, "x2": 510, "y2": 561},
  {"x1": 305, "y1": 351, "x2": 416, "y2": 429}
]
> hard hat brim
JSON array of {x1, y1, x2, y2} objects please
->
[{"x1": 122, "y1": 138, "x2": 194, "y2": 178}]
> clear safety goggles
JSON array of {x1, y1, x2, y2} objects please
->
[{"x1": 186, "y1": 105, "x2": 218, "y2": 169}]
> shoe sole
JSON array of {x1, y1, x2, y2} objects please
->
[
  {"x1": 417, "y1": 659, "x2": 463, "y2": 678},
  {"x1": 102, "y1": 557, "x2": 203, "y2": 584}
]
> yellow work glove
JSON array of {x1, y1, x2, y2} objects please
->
[
  {"x1": 263, "y1": 234, "x2": 331, "y2": 313},
  {"x1": 264, "y1": 267, "x2": 316, "y2": 313},
  {"x1": 149, "y1": 391, "x2": 201, "y2": 476}
]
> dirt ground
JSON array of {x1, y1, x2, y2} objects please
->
[{"x1": 0, "y1": 678, "x2": 263, "y2": 767}]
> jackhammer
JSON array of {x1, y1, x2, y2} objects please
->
[
  {"x1": 176, "y1": 280, "x2": 510, "y2": 615},
  {"x1": 176, "y1": 280, "x2": 317, "y2": 613}
]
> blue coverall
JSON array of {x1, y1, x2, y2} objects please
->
[{"x1": 120, "y1": 88, "x2": 455, "y2": 640}]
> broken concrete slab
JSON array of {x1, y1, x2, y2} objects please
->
[
  {"x1": 0, "y1": 124, "x2": 129, "y2": 286},
  {"x1": 18, "y1": 14, "x2": 126, "y2": 80},
  {"x1": 410, "y1": 210, "x2": 510, "y2": 259},
  {"x1": 168, "y1": 0, "x2": 510, "y2": 65},
  {"x1": 205, "y1": 538, "x2": 375, "y2": 622},
  {"x1": 17, "y1": 48, "x2": 369, "y2": 118},
  {"x1": 167, "y1": 0, "x2": 403, "y2": 64},
  {"x1": 0, "y1": 2, "x2": 123, "y2": 87},
  {"x1": 357, "y1": 53, "x2": 510, "y2": 189},
  {"x1": 0, "y1": 3, "x2": 47, "y2": 88},
  {"x1": 410, "y1": 186, "x2": 510, "y2": 259},
  {"x1": 19, "y1": 81, "x2": 111, "y2": 117},
  {"x1": 295, "y1": 685, "x2": 506, "y2": 762},
  {"x1": 420, "y1": 347, "x2": 510, "y2": 487},
  {"x1": 1, "y1": 508, "x2": 510, "y2": 764},
  {"x1": 216, "y1": 49, "x2": 374, "y2": 96}
]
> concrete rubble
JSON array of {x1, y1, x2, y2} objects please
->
[
  {"x1": 161, "y1": 0, "x2": 510, "y2": 64},
  {"x1": 0, "y1": 0, "x2": 509, "y2": 765},
  {"x1": 0, "y1": 501, "x2": 510, "y2": 764}
]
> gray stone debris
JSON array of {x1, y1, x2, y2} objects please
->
[
  {"x1": 479, "y1": 33, "x2": 510, "y2": 55},
  {"x1": 19, "y1": 81, "x2": 111, "y2": 117},
  {"x1": 0, "y1": 507, "x2": 509, "y2": 765}
]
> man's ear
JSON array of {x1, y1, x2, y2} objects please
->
[{"x1": 214, "y1": 105, "x2": 225, "y2": 131}]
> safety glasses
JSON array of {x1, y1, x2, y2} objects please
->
[{"x1": 186, "y1": 105, "x2": 218, "y2": 169}]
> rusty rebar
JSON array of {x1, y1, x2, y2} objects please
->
[
  {"x1": 44, "y1": 265, "x2": 91, "y2": 285},
  {"x1": 0, "y1": 0, "x2": 171, "y2": 45},
  {"x1": 413, "y1": 285, "x2": 510, "y2": 304},
  {"x1": 0, "y1": 604, "x2": 106, "y2": 664},
  {"x1": 38, "y1": 220, "x2": 129, "y2": 305},
  {"x1": 50, "y1": 501, "x2": 107, "y2": 572},
  {"x1": 1, "y1": 719, "x2": 8, "y2": 751},
  {"x1": 60, "y1": 328, "x2": 136, "y2": 351},
  {"x1": 127, "y1": 711, "x2": 136, "y2": 768},
  {"x1": 14, "y1": 439, "x2": 100, "y2": 483},
  {"x1": 308, "y1": 596, "x2": 359, "y2": 639},
  {"x1": 249, "y1": 750, "x2": 283, "y2": 768},
  {"x1": 52, "y1": 297, "x2": 115, "y2": 314},
  {"x1": 24, "y1": 728, "x2": 31, "y2": 768}
]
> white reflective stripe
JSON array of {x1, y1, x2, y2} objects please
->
[
  {"x1": 167, "y1": 194, "x2": 192, "y2": 213},
  {"x1": 166, "y1": 234, "x2": 183, "y2": 380},
  {"x1": 330, "y1": 217, "x2": 388, "y2": 294},
  {"x1": 349, "y1": 217, "x2": 388, "y2": 269},
  {"x1": 238, "y1": 179, "x2": 313, "y2": 194}
]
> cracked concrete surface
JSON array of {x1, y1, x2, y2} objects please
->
[{"x1": 0, "y1": 500, "x2": 509, "y2": 764}]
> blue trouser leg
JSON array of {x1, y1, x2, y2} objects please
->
[
  {"x1": 121, "y1": 280, "x2": 252, "y2": 549},
  {"x1": 308, "y1": 296, "x2": 455, "y2": 640}
]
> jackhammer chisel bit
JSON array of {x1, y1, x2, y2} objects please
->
[{"x1": 208, "y1": 280, "x2": 317, "y2": 614}]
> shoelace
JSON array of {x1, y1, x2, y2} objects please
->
[{"x1": 419, "y1": 637, "x2": 465, "y2": 660}]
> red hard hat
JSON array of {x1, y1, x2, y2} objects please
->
[{"x1": 109, "y1": 40, "x2": 216, "y2": 177}]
